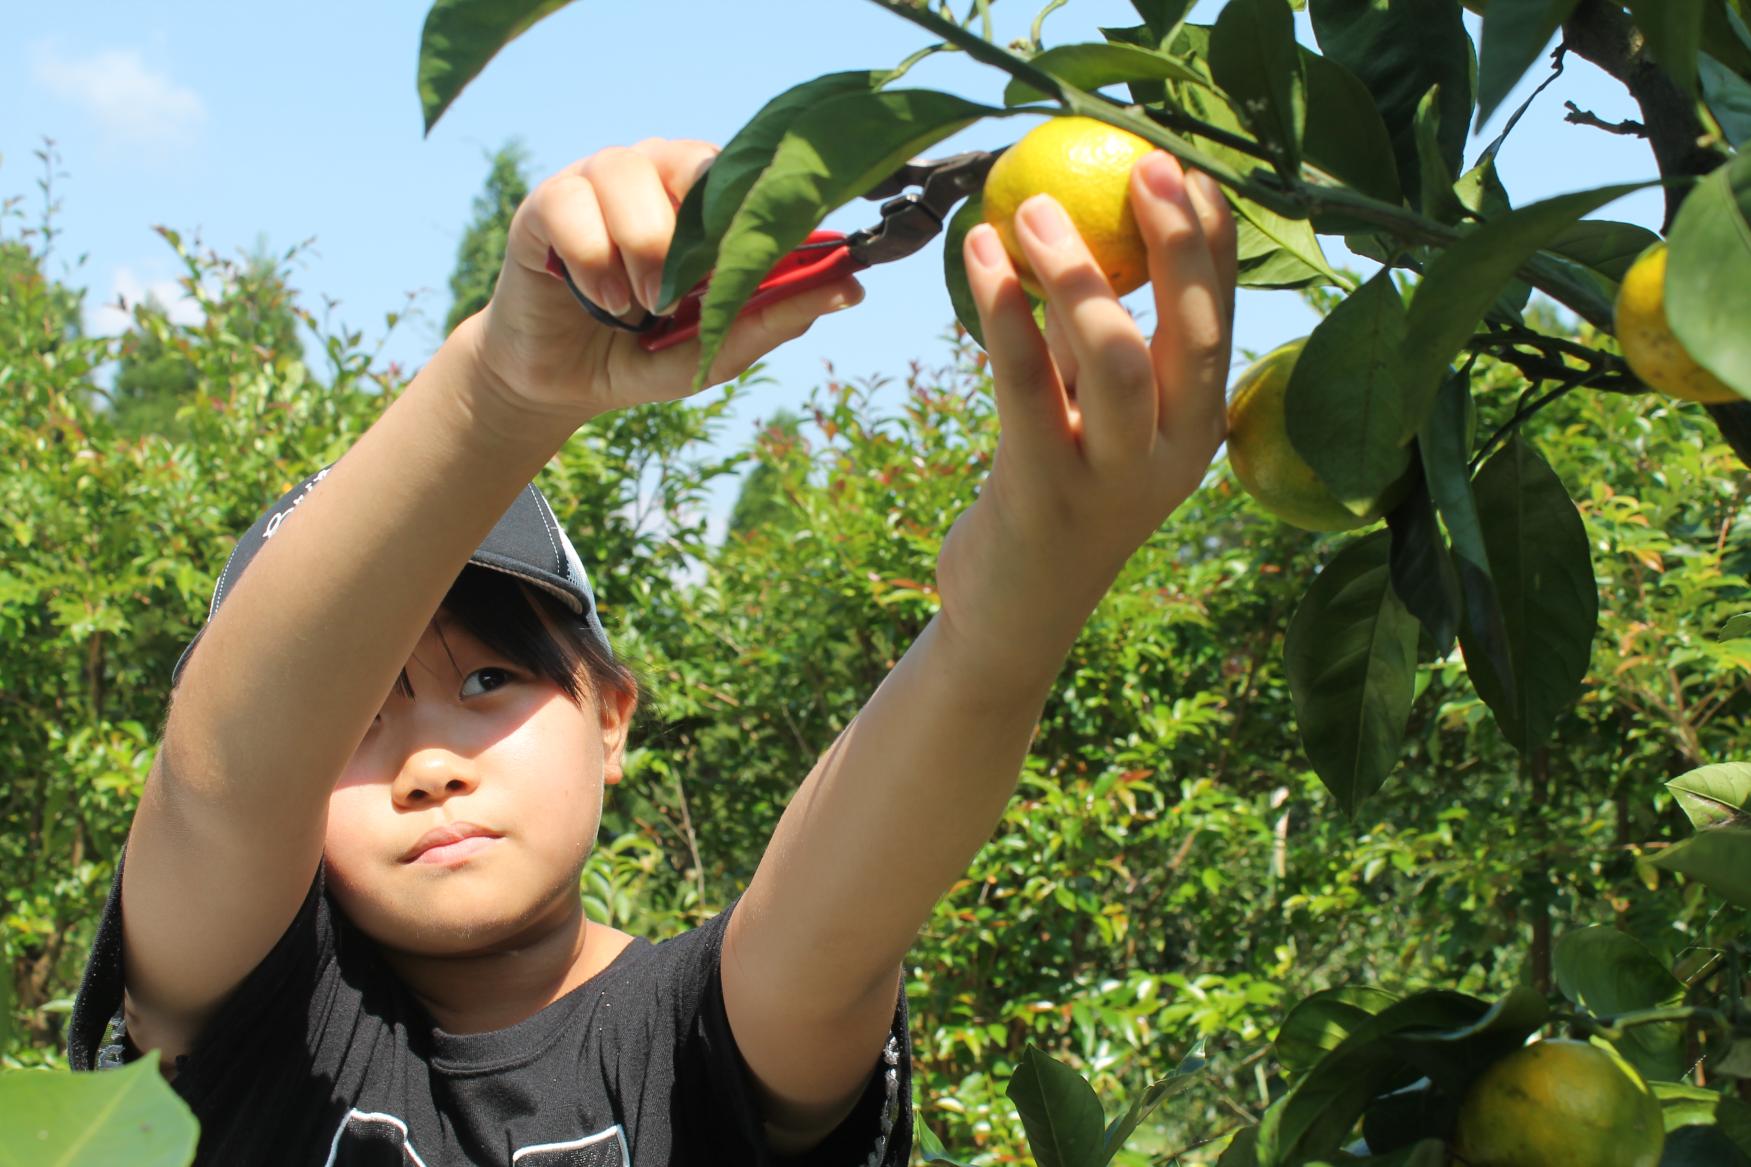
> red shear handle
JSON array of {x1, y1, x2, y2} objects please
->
[
  {"x1": 543, "y1": 231, "x2": 867, "y2": 353},
  {"x1": 643, "y1": 230, "x2": 866, "y2": 352}
]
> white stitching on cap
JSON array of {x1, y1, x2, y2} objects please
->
[{"x1": 526, "y1": 484, "x2": 565, "y2": 579}]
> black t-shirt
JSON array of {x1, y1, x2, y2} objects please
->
[{"x1": 67, "y1": 854, "x2": 913, "y2": 1166}]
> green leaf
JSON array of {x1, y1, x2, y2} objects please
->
[
  {"x1": 916, "y1": 1117, "x2": 976, "y2": 1165},
  {"x1": 1097, "y1": 1041, "x2": 1207, "y2": 1165},
  {"x1": 1400, "y1": 183, "x2": 1644, "y2": 440},
  {"x1": 1476, "y1": 0, "x2": 1582, "y2": 125},
  {"x1": 1274, "y1": 987, "x2": 1401, "y2": 1078},
  {"x1": 416, "y1": 0, "x2": 575, "y2": 135},
  {"x1": 1217, "y1": 1126, "x2": 1261, "y2": 1166},
  {"x1": 1545, "y1": 218, "x2": 1662, "y2": 285},
  {"x1": 0, "y1": 1058, "x2": 199, "y2": 1166},
  {"x1": 1285, "y1": 531, "x2": 1422, "y2": 816},
  {"x1": 1300, "y1": 48, "x2": 1403, "y2": 208},
  {"x1": 1237, "y1": 217, "x2": 1332, "y2": 287},
  {"x1": 1553, "y1": 925, "x2": 1687, "y2": 1081},
  {"x1": 1415, "y1": 87, "x2": 1468, "y2": 225},
  {"x1": 1723, "y1": 613, "x2": 1751, "y2": 641},
  {"x1": 1008, "y1": 1044, "x2": 1108, "y2": 1167},
  {"x1": 1308, "y1": 0, "x2": 1473, "y2": 210},
  {"x1": 1387, "y1": 476, "x2": 1461, "y2": 656},
  {"x1": 1701, "y1": 52, "x2": 1751, "y2": 147},
  {"x1": 1458, "y1": 437, "x2": 1596, "y2": 753},
  {"x1": 1285, "y1": 269, "x2": 1413, "y2": 507},
  {"x1": 1655, "y1": 1083, "x2": 1751, "y2": 1162},
  {"x1": 945, "y1": 192, "x2": 987, "y2": 349},
  {"x1": 1667, "y1": 763, "x2": 1751, "y2": 829},
  {"x1": 1257, "y1": 990, "x2": 1489, "y2": 1165},
  {"x1": 1002, "y1": 43, "x2": 1206, "y2": 106},
  {"x1": 1667, "y1": 150, "x2": 1751, "y2": 400},
  {"x1": 1210, "y1": 0, "x2": 1307, "y2": 175},
  {"x1": 1625, "y1": 0, "x2": 1706, "y2": 94},
  {"x1": 696, "y1": 88, "x2": 999, "y2": 388},
  {"x1": 1390, "y1": 985, "x2": 1549, "y2": 1094},
  {"x1": 1650, "y1": 823, "x2": 1751, "y2": 908}
]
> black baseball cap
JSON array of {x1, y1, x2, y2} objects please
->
[{"x1": 171, "y1": 463, "x2": 612, "y2": 687}]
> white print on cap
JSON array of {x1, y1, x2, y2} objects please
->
[{"x1": 262, "y1": 466, "x2": 332, "y2": 541}]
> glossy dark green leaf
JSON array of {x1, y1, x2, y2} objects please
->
[
  {"x1": 1553, "y1": 925, "x2": 1686, "y2": 1081},
  {"x1": 1275, "y1": 987, "x2": 1401, "y2": 1078},
  {"x1": 1701, "y1": 52, "x2": 1751, "y2": 146},
  {"x1": 1257, "y1": 990, "x2": 1488, "y2": 1165},
  {"x1": 1476, "y1": 0, "x2": 1582, "y2": 124},
  {"x1": 1625, "y1": 0, "x2": 1706, "y2": 94},
  {"x1": 1097, "y1": 1041, "x2": 1207, "y2": 1165},
  {"x1": 1217, "y1": 1126, "x2": 1261, "y2": 1166},
  {"x1": 1701, "y1": 0, "x2": 1751, "y2": 79},
  {"x1": 1667, "y1": 150, "x2": 1751, "y2": 400},
  {"x1": 696, "y1": 88, "x2": 999, "y2": 388},
  {"x1": 0, "y1": 1057, "x2": 199, "y2": 1166},
  {"x1": 1668, "y1": 763, "x2": 1751, "y2": 829},
  {"x1": 1301, "y1": 49, "x2": 1403, "y2": 208},
  {"x1": 1389, "y1": 985, "x2": 1548, "y2": 1094},
  {"x1": 1286, "y1": 269, "x2": 1414, "y2": 506},
  {"x1": 1650, "y1": 823, "x2": 1751, "y2": 909},
  {"x1": 417, "y1": 0, "x2": 574, "y2": 134},
  {"x1": 1387, "y1": 476, "x2": 1460, "y2": 656},
  {"x1": 1131, "y1": 0, "x2": 1195, "y2": 42},
  {"x1": 1237, "y1": 217, "x2": 1332, "y2": 287},
  {"x1": 1453, "y1": 158, "x2": 1533, "y2": 323},
  {"x1": 944, "y1": 192, "x2": 987, "y2": 350},
  {"x1": 1656, "y1": 1083, "x2": 1751, "y2": 1161},
  {"x1": 1002, "y1": 43, "x2": 1206, "y2": 106},
  {"x1": 1458, "y1": 437, "x2": 1596, "y2": 753},
  {"x1": 1663, "y1": 1126, "x2": 1751, "y2": 1167},
  {"x1": 662, "y1": 72, "x2": 888, "y2": 312},
  {"x1": 1545, "y1": 218, "x2": 1662, "y2": 285},
  {"x1": 1400, "y1": 183, "x2": 1644, "y2": 440},
  {"x1": 1308, "y1": 0, "x2": 1473, "y2": 210},
  {"x1": 1008, "y1": 1044, "x2": 1108, "y2": 1167},
  {"x1": 1414, "y1": 87, "x2": 1467, "y2": 224},
  {"x1": 1285, "y1": 532, "x2": 1422, "y2": 816},
  {"x1": 1210, "y1": 0, "x2": 1306, "y2": 174}
]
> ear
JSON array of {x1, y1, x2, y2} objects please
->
[{"x1": 598, "y1": 685, "x2": 638, "y2": 787}]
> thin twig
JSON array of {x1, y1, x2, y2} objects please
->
[{"x1": 1564, "y1": 100, "x2": 1648, "y2": 137}]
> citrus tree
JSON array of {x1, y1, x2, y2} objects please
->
[{"x1": 413, "y1": 0, "x2": 1751, "y2": 1161}]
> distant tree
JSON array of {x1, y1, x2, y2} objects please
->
[
  {"x1": 0, "y1": 238, "x2": 84, "y2": 356},
  {"x1": 443, "y1": 140, "x2": 533, "y2": 337},
  {"x1": 726, "y1": 409, "x2": 805, "y2": 542}
]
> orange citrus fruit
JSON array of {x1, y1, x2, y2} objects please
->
[
  {"x1": 1225, "y1": 339, "x2": 1411, "y2": 532},
  {"x1": 1454, "y1": 1039, "x2": 1665, "y2": 1167},
  {"x1": 1614, "y1": 242, "x2": 1742, "y2": 405},
  {"x1": 982, "y1": 116, "x2": 1156, "y2": 297}
]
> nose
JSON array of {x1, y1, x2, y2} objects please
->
[{"x1": 391, "y1": 748, "x2": 481, "y2": 809}]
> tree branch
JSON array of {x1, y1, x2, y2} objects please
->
[{"x1": 1563, "y1": 100, "x2": 1647, "y2": 137}]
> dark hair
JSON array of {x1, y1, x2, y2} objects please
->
[{"x1": 391, "y1": 564, "x2": 641, "y2": 721}]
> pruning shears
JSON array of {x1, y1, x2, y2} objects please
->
[{"x1": 544, "y1": 148, "x2": 1004, "y2": 352}]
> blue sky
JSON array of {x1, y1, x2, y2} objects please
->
[{"x1": 8, "y1": 0, "x2": 1665, "y2": 534}]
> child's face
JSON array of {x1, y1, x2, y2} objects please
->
[{"x1": 322, "y1": 608, "x2": 632, "y2": 956}]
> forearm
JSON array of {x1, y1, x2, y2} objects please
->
[
  {"x1": 736, "y1": 610, "x2": 1071, "y2": 1008},
  {"x1": 159, "y1": 312, "x2": 580, "y2": 815}
]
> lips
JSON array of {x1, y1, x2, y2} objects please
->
[{"x1": 401, "y1": 822, "x2": 501, "y2": 863}]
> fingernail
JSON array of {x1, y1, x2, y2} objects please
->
[
  {"x1": 600, "y1": 276, "x2": 632, "y2": 317},
  {"x1": 642, "y1": 276, "x2": 664, "y2": 316},
  {"x1": 968, "y1": 223, "x2": 1005, "y2": 269},
  {"x1": 1140, "y1": 151, "x2": 1185, "y2": 201},
  {"x1": 1019, "y1": 195, "x2": 1070, "y2": 244}
]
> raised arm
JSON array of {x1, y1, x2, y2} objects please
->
[
  {"x1": 720, "y1": 150, "x2": 1238, "y2": 1154},
  {"x1": 118, "y1": 139, "x2": 864, "y2": 1070}
]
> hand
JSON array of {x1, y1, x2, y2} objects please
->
[
  {"x1": 936, "y1": 150, "x2": 1238, "y2": 686},
  {"x1": 469, "y1": 138, "x2": 865, "y2": 426}
]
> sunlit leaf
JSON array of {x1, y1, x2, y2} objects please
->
[
  {"x1": 1667, "y1": 150, "x2": 1751, "y2": 400},
  {"x1": 0, "y1": 1058, "x2": 198, "y2": 1167},
  {"x1": 417, "y1": 0, "x2": 575, "y2": 134},
  {"x1": 1553, "y1": 925, "x2": 1686, "y2": 1081}
]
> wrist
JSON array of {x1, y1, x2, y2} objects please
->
[{"x1": 445, "y1": 310, "x2": 594, "y2": 447}]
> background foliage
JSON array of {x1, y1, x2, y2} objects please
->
[{"x1": 3, "y1": 118, "x2": 1747, "y2": 1159}]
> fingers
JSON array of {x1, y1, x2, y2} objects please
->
[
  {"x1": 1009, "y1": 193, "x2": 1159, "y2": 470},
  {"x1": 963, "y1": 220, "x2": 1077, "y2": 474},
  {"x1": 1132, "y1": 152, "x2": 1233, "y2": 453}
]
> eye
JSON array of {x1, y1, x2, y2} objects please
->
[{"x1": 461, "y1": 667, "x2": 516, "y2": 698}]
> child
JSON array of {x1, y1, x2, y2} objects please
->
[{"x1": 67, "y1": 135, "x2": 1236, "y2": 1165}]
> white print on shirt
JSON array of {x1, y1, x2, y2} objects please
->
[
  {"x1": 323, "y1": 1109, "x2": 630, "y2": 1167},
  {"x1": 261, "y1": 465, "x2": 332, "y2": 541}
]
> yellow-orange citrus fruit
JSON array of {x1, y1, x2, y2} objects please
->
[
  {"x1": 982, "y1": 116, "x2": 1156, "y2": 297},
  {"x1": 1614, "y1": 242, "x2": 1742, "y2": 405},
  {"x1": 1225, "y1": 339, "x2": 1411, "y2": 532},
  {"x1": 1455, "y1": 1039, "x2": 1665, "y2": 1167}
]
